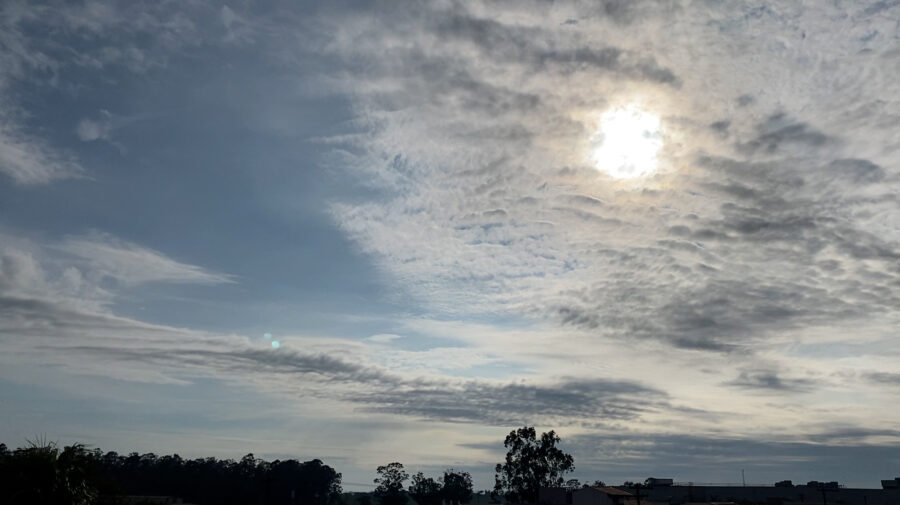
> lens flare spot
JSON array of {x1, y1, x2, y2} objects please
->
[
  {"x1": 264, "y1": 332, "x2": 272, "y2": 339},
  {"x1": 271, "y1": 340, "x2": 280, "y2": 349}
]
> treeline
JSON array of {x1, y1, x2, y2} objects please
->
[
  {"x1": 367, "y1": 426, "x2": 575, "y2": 505},
  {"x1": 371, "y1": 462, "x2": 474, "y2": 505},
  {"x1": 0, "y1": 441, "x2": 341, "y2": 505},
  {"x1": 0, "y1": 426, "x2": 578, "y2": 505}
]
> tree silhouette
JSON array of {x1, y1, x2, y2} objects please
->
[
  {"x1": 374, "y1": 462, "x2": 409, "y2": 505},
  {"x1": 1, "y1": 440, "x2": 99, "y2": 505},
  {"x1": 493, "y1": 427, "x2": 574, "y2": 504},
  {"x1": 409, "y1": 471, "x2": 443, "y2": 505},
  {"x1": 441, "y1": 469, "x2": 474, "y2": 505},
  {"x1": 564, "y1": 479, "x2": 581, "y2": 490},
  {"x1": 0, "y1": 440, "x2": 342, "y2": 505}
]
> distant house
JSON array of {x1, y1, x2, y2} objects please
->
[
  {"x1": 539, "y1": 486, "x2": 569, "y2": 505},
  {"x1": 573, "y1": 486, "x2": 634, "y2": 505},
  {"x1": 540, "y1": 486, "x2": 634, "y2": 505},
  {"x1": 121, "y1": 497, "x2": 196, "y2": 505}
]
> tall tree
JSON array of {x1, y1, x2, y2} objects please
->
[
  {"x1": 374, "y1": 462, "x2": 409, "y2": 505},
  {"x1": 4, "y1": 441, "x2": 99, "y2": 505},
  {"x1": 493, "y1": 427, "x2": 574, "y2": 504},
  {"x1": 409, "y1": 472, "x2": 443, "y2": 505},
  {"x1": 564, "y1": 479, "x2": 581, "y2": 490},
  {"x1": 441, "y1": 469, "x2": 474, "y2": 505}
]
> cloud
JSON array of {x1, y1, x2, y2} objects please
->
[
  {"x1": 723, "y1": 369, "x2": 817, "y2": 394},
  {"x1": 0, "y1": 231, "x2": 234, "y2": 320},
  {"x1": 57, "y1": 232, "x2": 235, "y2": 286},
  {"x1": 739, "y1": 113, "x2": 833, "y2": 155},
  {"x1": 0, "y1": 125, "x2": 83, "y2": 184},
  {"x1": 0, "y1": 289, "x2": 665, "y2": 428},
  {"x1": 355, "y1": 376, "x2": 664, "y2": 426},
  {"x1": 429, "y1": 13, "x2": 680, "y2": 86},
  {"x1": 75, "y1": 111, "x2": 114, "y2": 142},
  {"x1": 366, "y1": 333, "x2": 403, "y2": 343},
  {"x1": 563, "y1": 431, "x2": 900, "y2": 485},
  {"x1": 51, "y1": 335, "x2": 666, "y2": 426},
  {"x1": 0, "y1": 1, "x2": 263, "y2": 184},
  {"x1": 219, "y1": 5, "x2": 255, "y2": 44},
  {"x1": 863, "y1": 372, "x2": 900, "y2": 386},
  {"x1": 316, "y1": 0, "x2": 899, "y2": 363},
  {"x1": 0, "y1": 233, "x2": 671, "y2": 428}
]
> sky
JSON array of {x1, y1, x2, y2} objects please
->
[{"x1": 1, "y1": 0, "x2": 899, "y2": 492}]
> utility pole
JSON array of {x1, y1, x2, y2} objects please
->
[
  {"x1": 818, "y1": 484, "x2": 837, "y2": 505},
  {"x1": 631, "y1": 483, "x2": 646, "y2": 505}
]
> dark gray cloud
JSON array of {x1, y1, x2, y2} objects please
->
[
  {"x1": 740, "y1": 113, "x2": 833, "y2": 154},
  {"x1": 554, "y1": 269, "x2": 861, "y2": 353},
  {"x1": 355, "y1": 377, "x2": 666, "y2": 426},
  {"x1": 863, "y1": 372, "x2": 900, "y2": 386},
  {"x1": 1, "y1": 285, "x2": 666, "y2": 427},
  {"x1": 594, "y1": 0, "x2": 683, "y2": 25},
  {"x1": 53, "y1": 339, "x2": 666, "y2": 426},
  {"x1": 431, "y1": 12, "x2": 679, "y2": 85},
  {"x1": 564, "y1": 432, "x2": 900, "y2": 486},
  {"x1": 549, "y1": 105, "x2": 898, "y2": 354},
  {"x1": 723, "y1": 369, "x2": 817, "y2": 393},
  {"x1": 458, "y1": 428, "x2": 900, "y2": 486}
]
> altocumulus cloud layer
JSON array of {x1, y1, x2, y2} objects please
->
[
  {"x1": 325, "y1": 1, "x2": 899, "y2": 350},
  {"x1": 1, "y1": 0, "x2": 899, "y2": 489}
]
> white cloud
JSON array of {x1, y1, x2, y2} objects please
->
[
  {"x1": 0, "y1": 124, "x2": 83, "y2": 184},
  {"x1": 366, "y1": 333, "x2": 404, "y2": 343},
  {"x1": 75, "y1": 111, "x2": 113, "y2": 142},
  {"x1": 0, "y1": 1, "x2": 262, "y2": 184},
  {"x1": 0, "y1": 231, "x2": 234, "y2": 317},
  {"x1": 58, "y1": 232, "x2": 235, "y2": 286},
  {"x1": 308, "y1": 0, "x2": 900, "y2": 442},
  {"x1": 220, "y1": 5, "x2": 255, "y2": 44},
  {"x1": 319, "y1": 0, "x2": 900, "y2": 344}
]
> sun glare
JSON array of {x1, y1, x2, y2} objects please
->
[{"x1": 591, "y1": 105, "x2": 663, "y2": 179}]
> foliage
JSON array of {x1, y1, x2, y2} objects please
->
[
  {"x1": 441, "y1": 469, "x2": 474, "y2": 505},
  {"x1": 493, "y1": 427, "x2": 575, "y2": 504},
  {"x1": 0, "y1": 441, "x2": 342, "y2": 505},
  {"x1": 374, "y1": 462, "x2": 409, "y2": 505},
  {"x1": 409, "y1": 472, "x2": 443, "y2": 505},
  {"x1": 0, "y1": 440, "x2": 100, "y2": 505}
]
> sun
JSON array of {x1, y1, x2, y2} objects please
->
[{"x1": 590, "y1": 104, "x2": 663, "y2": 179}]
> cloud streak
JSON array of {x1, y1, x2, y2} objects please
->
[{"x1": 59, "y1": 232, "x2": 235, "y2": 286}]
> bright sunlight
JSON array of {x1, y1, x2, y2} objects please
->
[{"x1": 591, "y1": 104, "x2": 663, "y2": 179}]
